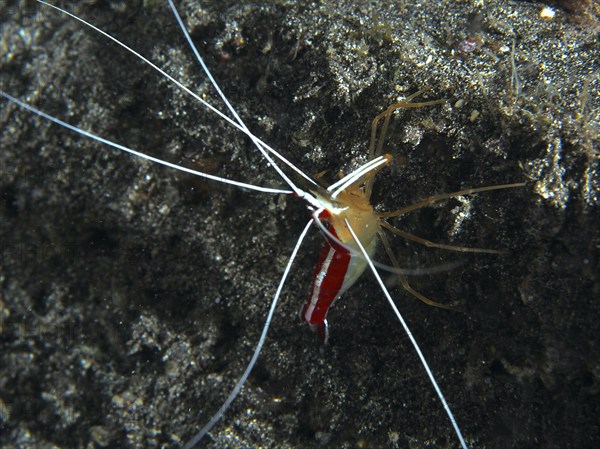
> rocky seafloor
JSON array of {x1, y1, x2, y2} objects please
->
[{"x1": 1, "y1": 1, "x2": 598, "y2": 448}]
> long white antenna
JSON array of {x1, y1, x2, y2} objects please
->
[
  {"x1": 1, "y1": 92, "x2": 291, "y2": 195},
  {"x1": 182, "y1": 219, "x2": 314, "y2": 449},
  {"x1": 345, "y1": 218, "x2": 469, "y2": 449},
  {"x1": 166, "y1": 0, "x2": 317, "y2": 190},
  {"x1": 34, "y1": 0, "x2": 316, "y2": 199}
]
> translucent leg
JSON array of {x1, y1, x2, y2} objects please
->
[
  {"x1": 380, "y1": 220, "x2": 503, "y2": 254},
  {"x1": 379, "y1": 183, "x2": 526, "y2": 218},
  {"x1": 379, "y1": 230, "x2": 459, "y2": 310},
  {"x1": 368, "y1": 87, "x2": 445, "y2": 160}
]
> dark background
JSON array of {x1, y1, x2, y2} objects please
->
[{"x1": 1, "y1": 1, "x2": 598, "y2": 448}]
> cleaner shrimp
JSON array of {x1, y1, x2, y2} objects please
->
[{"x1": 1, "y1": 1, "x2": 525, "y2": 448}]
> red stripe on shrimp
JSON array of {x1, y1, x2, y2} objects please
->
[{"x1": 301, "y1": 210, "x2": 351, "y2": 343}]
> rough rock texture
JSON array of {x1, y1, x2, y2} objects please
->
[{"x1": 1, "y1": 1, "x2": 598, "y2": 448}]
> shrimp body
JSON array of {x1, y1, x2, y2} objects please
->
[{"x1": 301, "y1": 155, "x2": 391, "y2": 343}]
